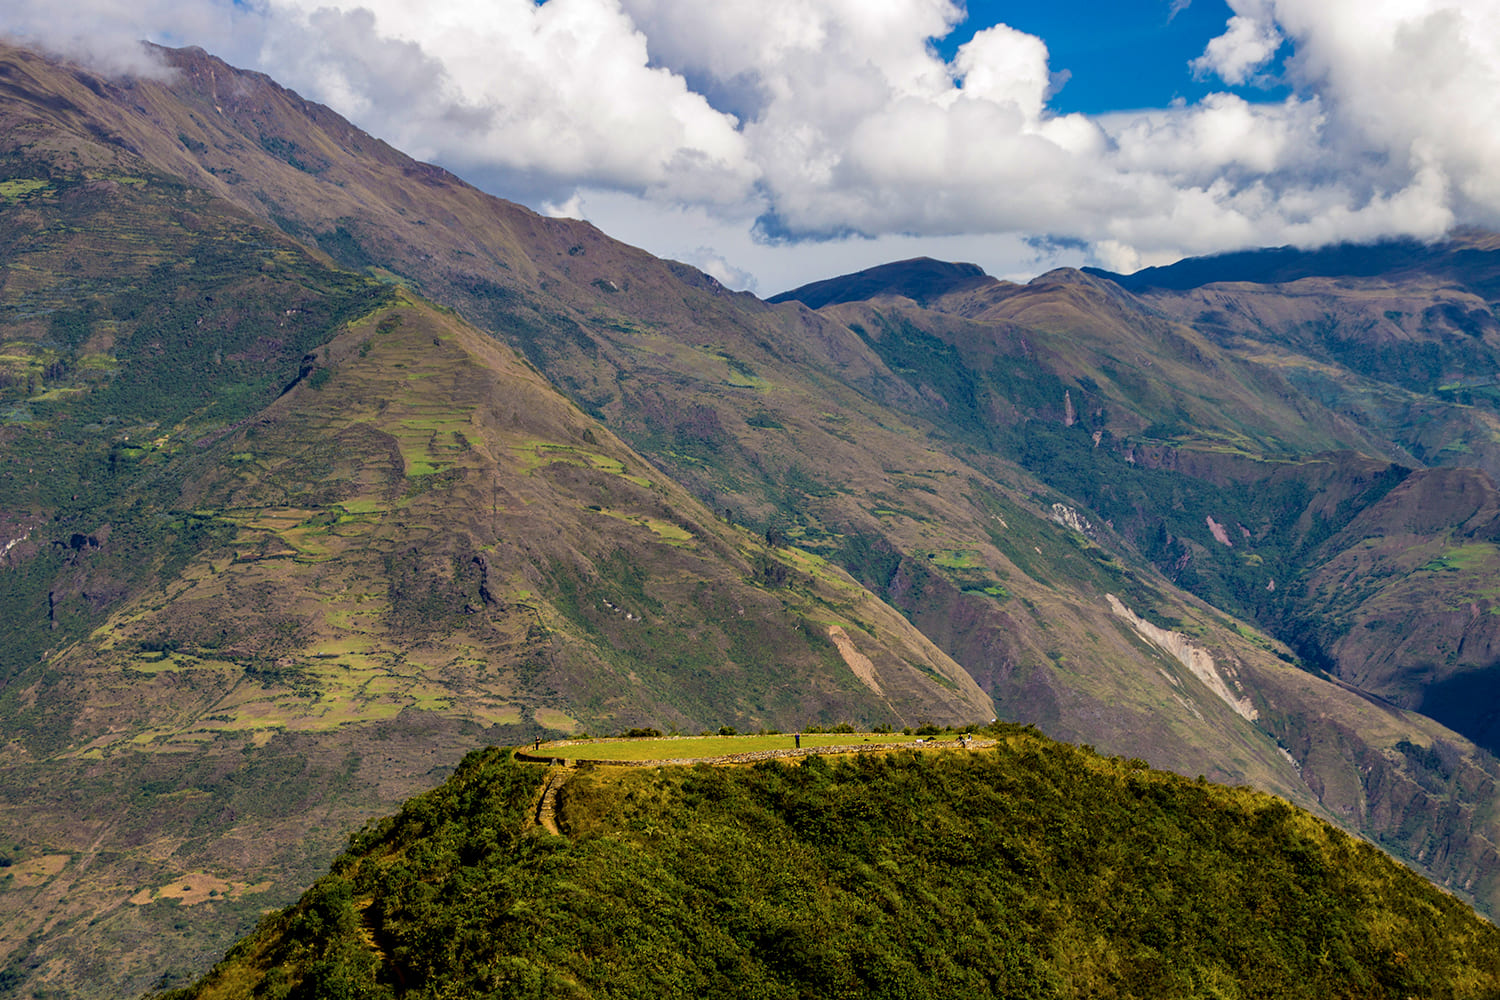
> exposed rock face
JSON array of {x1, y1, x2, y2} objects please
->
[
  {"x1": 1205, "y1": 515, "x2": 1233, "y2": 547},
  {"x1": 1108, "y1": 595, "x2": 1258, "y2": 724},
  {"x1": 827, "y1": 624, "x2": 884, "y2": 696},
  {"x1": 1049, "y1": 503, "x2": 1096, "y2": 540}
]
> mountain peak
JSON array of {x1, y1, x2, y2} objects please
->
[{"x1": 768, "y1": 256, "x2": 989, "y2": 309}]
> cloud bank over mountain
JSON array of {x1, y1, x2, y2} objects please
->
[{"x1": 5, "y1": 0, "x2": 1496, "y2": 282}]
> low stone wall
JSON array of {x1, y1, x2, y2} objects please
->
[{"x1": 513, "y1": 738, "x2": 994, "y2": 768}]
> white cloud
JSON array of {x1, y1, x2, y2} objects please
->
[
  {"x1": 953, "y1": 22, "x2": 1055, "y2": 118},
  {"x1": 560, "y1": 187, "x2": 1082, "y2": 295},
  {"x1": 1108, "y1": 95, "x2": 1323, "y2": 181},
  {"x1": 256, "y1": 0, "x2": 756, "y2": 202},
  {"x1": 1190, "y1": 13, "x2": 1283, "y2": 85},
  {"x1": 8, "y1": 0, "x2": 311, "y2": 80},
  {"x1": 1263, "y1": 0, "x2": 1500, "y2": 228},
  {"x1": 2, "y1": 0, "x2": 1499, "y2": 287},
  {"x1": 0, "y1": 0, "x2": 209, "y2": 77}
]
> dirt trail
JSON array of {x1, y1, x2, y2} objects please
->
[
  {"x1": 358, "y1": 895, "x2": 410, "y2": 989},
  {"x1": 357, "y1": 897, "x2": 389, "y2": 960},
  {"x1": 536, "y1": 767, "x2": 571, "y2": 835}
]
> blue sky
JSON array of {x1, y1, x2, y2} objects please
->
[
  {"x1": 2, "y1": 0, "x2": 1494, "y2": 292},
  {"x1": 944, "y1": 0, "x2": 1289, "y2": 112}
]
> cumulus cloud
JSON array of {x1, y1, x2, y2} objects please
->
[
  {"x1": 2, "y1": 0, "x2": 1498, "y2": 284},
  {"x1": 595, "y1": 0, "x2": 1495, "y2": 267},
  {"x1": 254, "y1": 0, "x2": 756, "y2": 203},
  {"x1": 1191, "y1": 12, "x2": 1283, "y2": 84},
  {"x1": 1267, "y1": 0, "x2": 1500, "y2": 225}
]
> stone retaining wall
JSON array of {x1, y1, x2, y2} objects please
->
[{"x1": 513, "y1": 738, "x2": 994, "y2": 768}]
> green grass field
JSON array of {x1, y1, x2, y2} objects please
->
[{"x1": 538, "y1": 731, "x2": 943, "y2": 761}]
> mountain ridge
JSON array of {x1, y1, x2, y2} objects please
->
[{"x1": 1081, "y1": 230, "x2": 1500, "y2": 293}]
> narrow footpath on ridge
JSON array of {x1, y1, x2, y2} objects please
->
[{"x1": 536, "y1": 766, "x2": 571, "y2": 836}]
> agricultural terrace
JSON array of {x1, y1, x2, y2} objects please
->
[{"x1": 525, "y1": 731, "x2": 981, "y2": 764}]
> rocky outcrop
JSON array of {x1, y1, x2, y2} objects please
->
[
  {"x1": 827, "y1": 624, "x2": 884, "y2": 696},
  {"x1": 1107, "y1": 594, "x2": 1258, "y2": 723}
]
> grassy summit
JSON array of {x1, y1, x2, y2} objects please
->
[
  {"x1": 533, "y1": 731, "x2": 937, "y2": 761},
  {"x1": 169, "y1": 726, "x2": 1500, "y2": 999}
]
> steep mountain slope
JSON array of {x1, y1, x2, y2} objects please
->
[
  {"x1": 32, "y1": 290, "x2": 990, "y2": 745},
  {"x1": 1, "y1": 269, "x2": 986, "y2": 999},
  {"x1": 173, "y1": 739, "x2": 1500, "y2": 1000},
  {"x1": 4, "y1": 39, "x2": 1500, "y2": 996},
  {"x1": 1089, "y1": 233, "x2": 1500, "y2": 473},
  {"x1": 1065, "y1": 242, "x2": 1500, "y2": 750},
  {"x1": 772, "y1": 250, "x2": 1500, "y2": 746}
]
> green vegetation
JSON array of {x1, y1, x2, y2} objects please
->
[
  {"x1": 171, "y1": 731, "x2": 1500, "y2": 999},
  {"x1": 1418, "y1": 545, "x2": 1499, "y2": 573},
  {"x1": 929, "y1": 548, "x2": 981, "y2": 569},
  {"x1": 0, "y1": 178, "x2": 51, "y2": 202},
  {"x1": 0, "y1": 153, "x2": 391, "y2": 692}
]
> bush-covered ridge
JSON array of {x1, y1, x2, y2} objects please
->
[{"x1": 168, "y1": 727, "x2": 1500, "y2": 1000}]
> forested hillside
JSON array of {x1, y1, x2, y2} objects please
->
[{"x1": 171, "y1": 732, "x2": 1500, "y2": 1000}]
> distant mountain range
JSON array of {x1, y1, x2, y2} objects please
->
[
  {"x1": 3, "y1": 40, "x2": 1500, "y2": 997},
  {"x1": 1082, "y1": 231, "x2": 1500, "y2": 294}
]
